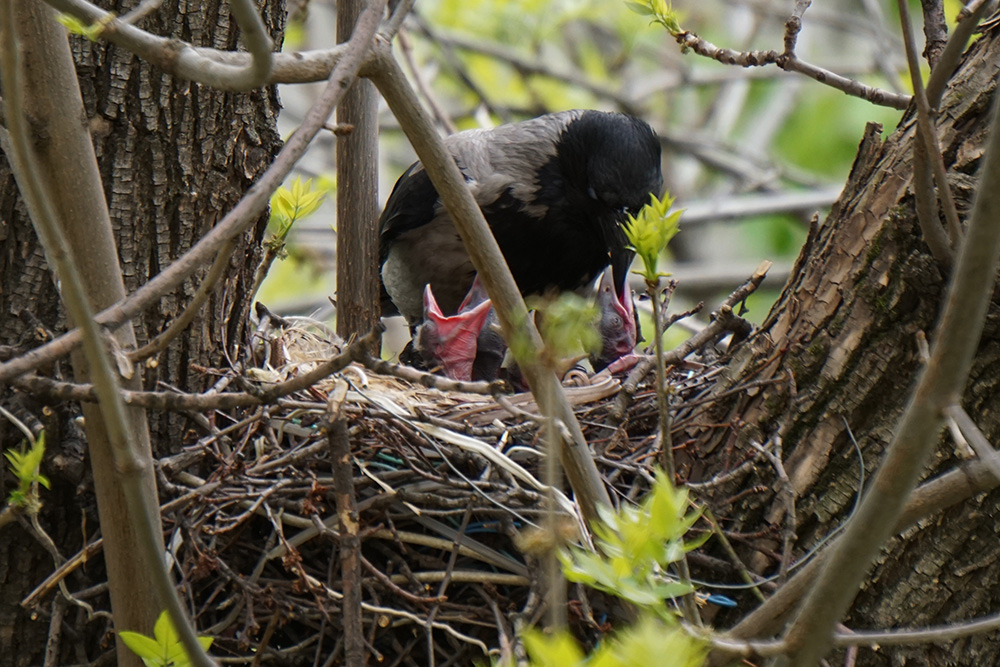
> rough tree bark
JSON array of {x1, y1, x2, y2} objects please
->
[
  {"x1": 0, "y1": 0, "x2": 283, "y2": 664},
  {"x1": 335, "y1": 0, "x2": 380, "y2": 344},
  {"x1": 683, "y1": 22, "x2": 1000, "y2": 667}
]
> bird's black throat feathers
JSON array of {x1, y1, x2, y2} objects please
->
[{"x1": 380, "y1": 110, "x2": 663, "y2": 322}]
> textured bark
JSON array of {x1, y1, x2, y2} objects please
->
[
  {"x1": 683, "y1": 26, "x2": 1000, "y2": 666},
  {"x1": 0, "y1": 0, "x2": 283, "y2": 664},
  {"x1": 336, "y1": 0, "x2": 380, "y2": 344}
]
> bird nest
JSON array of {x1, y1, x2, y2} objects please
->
[{"x1": 26, "y1": 270, "x2": 773, "y2": 665}]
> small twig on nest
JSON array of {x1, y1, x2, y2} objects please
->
[
  {"x1": 610, "y1": 261, "x2": 772, "y2": 422},
  {"x1": 14, "y1": 326, "x2": 383, "y2": 414},
  {"x1": 359, "y1": 353, "x2": 504, "y2": 394},
  {"x1": 749, "y1": 437, "x2": 797, "y2": 582}
]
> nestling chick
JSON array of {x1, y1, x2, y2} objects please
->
[
  {"x1": 591, "y1": 266, "x2": 638, "y2": 372},
  {"x1": 415, "y1": 277, "x2": 504, "y2": 382}
]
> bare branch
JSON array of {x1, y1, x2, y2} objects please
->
[
  {"x1": 128, "y1": 238, "x2": 237, "y2": 363},
  {"x1": 44, "y1": 0, "x2": 272, "y2": 91},
  {"x1": 366, "y1": 43, "x2": 612, "y2": 525},
  {"x1": 710, "y1": 457, "x2": 1000, "y2": 665},
  {"x1": 673, "y1": 30, "x2": 911, "y2": 110},
  {"x1": 899, "y1": 0, "x2": 964, "y2": 248},
  {"x1": 919, "y1": 0, "x2": 948, "y2": 68},
  {"x1": 13, "y1": 327, "x2": 380, "y2": 411},
  {"x1": 945, "y1": 405, "x2": 1000, "y2": 482},
  {"x1": 926, "y1": 0, "x2": 992, "y2": 108}
]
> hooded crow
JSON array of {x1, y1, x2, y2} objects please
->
[{"x1": 379, "y1": 109, "x2": 662, "y2": 327}]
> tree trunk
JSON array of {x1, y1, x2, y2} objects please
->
[
  {"x1": 684, "y1": 23, "x2": 1000, "y2": 666},
  {"x1": 0, "y1": 0, "x2": 283, "y2": 663}
]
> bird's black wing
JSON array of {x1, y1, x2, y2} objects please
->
[{"x1": 378, "y1": 162, "x2": 439, "y2": 265}]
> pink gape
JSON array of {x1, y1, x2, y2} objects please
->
[
  {"x1": 415, "y1": 281, "x2": 494, "y2": 381},
  {"x1": 591, "y1": 267, "x2": 637, "y2": 372}
]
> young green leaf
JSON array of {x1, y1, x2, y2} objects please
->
[
  {"x1": 269, "y1": 176, "x2": 328, "y2": 241},
  {"x1": 120, "y1": 610, "x2": 213, "y2": 667},
  {"x1": 621, "y1": 192, "x2": 682, "y2": 281},
  {"x1": 558, "y1": 468, "x2": 702, "y2": 614},
  {"x1": 4, "y1": 432, "x2": 50, "y2": 509},
  {"x1": 521, "y1": 629, "x2": 586, "y2": 667}
]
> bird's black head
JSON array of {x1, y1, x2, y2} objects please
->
[{"x1": 564, "y1": 111, "x2": 663, "y2": 215}]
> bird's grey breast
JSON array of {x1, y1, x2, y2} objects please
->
[{"x1": 381, "y1": 212, "x2": 475, "y2": 323}]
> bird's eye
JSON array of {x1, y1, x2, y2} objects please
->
[{"x1": 587, "y1": 187, "x2": 598, "y2": 200}]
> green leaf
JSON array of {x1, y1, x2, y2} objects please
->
[
  {"x1": 120, "y1": 611, "x2": 213, "y2": 667},
  {"x1": 4, "y1": 432, "x2": 49, "y2": 506},
  {"x1": 268, "y1": 176, "x2": 327, "y2": 241},
  {"x1": 521, "y1": 629, "x2": 585, "y2": 667},
  {"x1": 119, "y1": 632, "x2": 167, "y2": 664},
  {"x1": 56, "y1": 14, "x2": 90, "y2": 35},
  {"x1": 625, "y1": 1, "x2": 654, "y2": 15},
  {"x1": 56, "y1": 12, "x2": 114, "y2": 41},
  {"x1": 622, "y1": 193, "x2": 682, "y2": 281}
]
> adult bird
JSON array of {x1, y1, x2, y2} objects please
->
[{"x1": 379, "y1": 109, "x2": 663, "y2": 330}]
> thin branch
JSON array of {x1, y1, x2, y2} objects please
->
[
  {"x1": 919, "y1": 0, "x2": 948, "y2": 68},
  {"x1": 379, "y1": 0, "x2": 414, "y2": 40},
  {"x1": 0, "y1": 0, "x2": 385, "y2": 386},
  {"x1": 358, "y1": 354, "x2": 502, "y2": 394},
  {"x1": 832, "y1": 609, "x2": 1000, "y2": 647},
  {"x1": 710, "y1": 457, "x2": 1000, "y2": 664},
  {"x1": 43, "y1": 0, "x2": 370, "y2": 86},
  {"x1": 13, "y1": 327, "x2": 380, "y2": 411},
  {"x1": 366, "y1": 41, "x2": 612, "y2": 525},
  {"x1": 326, "y1": 380, "x2": 364, "y2": 666},
  {"x1": 777, "y1": 78, "x2": 1000, "y2": 665},
  {"x1": 419, "y1": 26, "x2": 636, "y2": 113},
  {"x1": 43, "y1": 0, "x2": 272, "y2": 91},
  {"x1": 709, "y1": 606, "x2": 1000, "y2": 658},
  {"x1": 898, "y1": 0, "x2": 964, "y2": 247},
  {"x1": 118, "y1": 0, "x2": 161, "y2": 25},
  {"x1": 128, "y1": 238, "x2": 237, "y2": 363},
  {"x1": 749, "y1": 437, "x2": 796, "y2": 583},
  {"x1": 679, "y1": 187, "x2": 842, "y2": 226},
  {"x1": 673, "y1": 31, "x2": 910, "y2": 110},
  {"x1": 226, "y1": 0, "x2": 274, "y2": 88},
  {"x1": 945, "y1": 405, "x2": 1000, "y2": 482},
  {"x1": 926, "y1": 0, "x2": 992, "y2": 108},
  {"x1": 398, "y1": 29, "x2": 457, "y2": 134},
  {"x1": 611, "y1": 261, "x2": 771, "y2": 421}
]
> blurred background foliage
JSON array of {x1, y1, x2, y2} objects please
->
[{"x1": 261, "y1": 0, "x2": 940, "y2": 351}]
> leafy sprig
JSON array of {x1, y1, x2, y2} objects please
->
[
  {"x1": 621, "y1": 192, "x2": 682, "y2": 282},
  {"x1": 625, "y1": 0, "x2": 683, "y2": 35},
  {"x1": 518, "y1": 471, "x2": 708, "y2": 666},
  {"x1": 57, "y1": 12, "x2": 115, "y2": 41},
  {"x1": 269, "y1": 176, "x2": 328, "y2": 241},
  {"x1": 559, "y1": 469, "x2": 706, "y2": 611},
  {"x1": 119, "y1": 611, "x2": 214, "y2": 667},
  {"x1": 4, "y1": 432, "x2": 50, "y2": 510}
]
